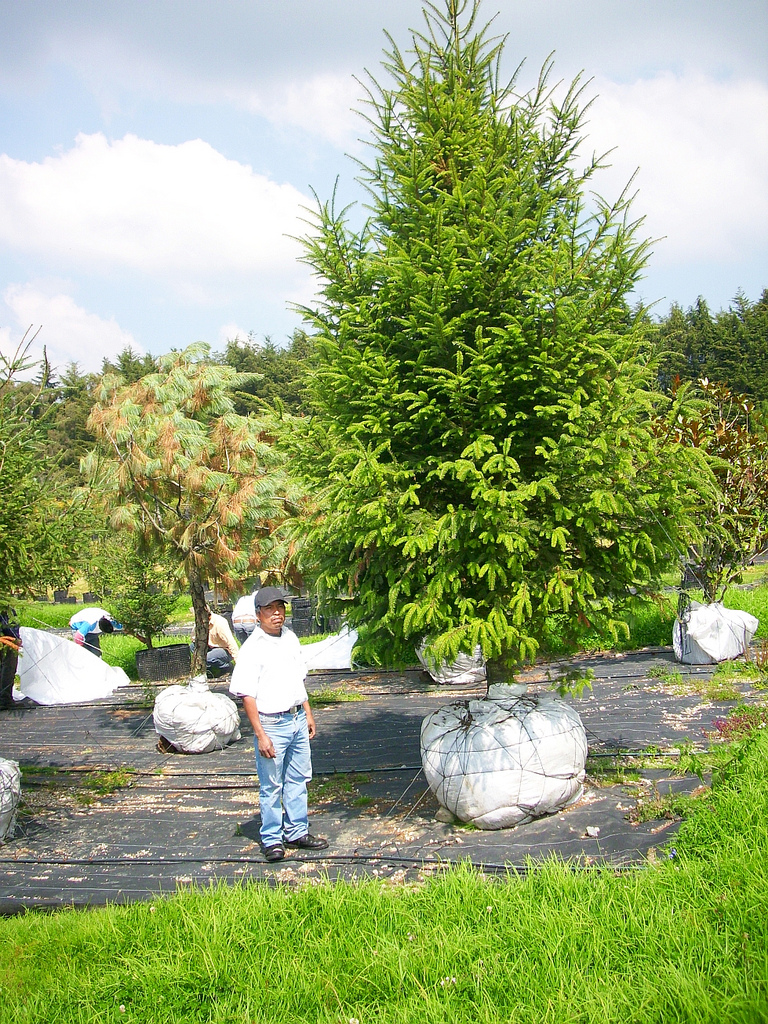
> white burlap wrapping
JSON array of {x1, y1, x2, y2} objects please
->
[
  {"x1": 673, "y1": 601, "x2": 759, "y2": 665},
  {"x1": 420, "y1": 684, "x2": 588, "y2": 829},
  {"x1": 0, "y1": 758, "x2": 21, "y2": 841},
  {"x1": 17, "y1": 627, "x2": 130, "y2": 705},
  {"x1": 416, "y1": 641, "x2": 486, "y2": 686},
  {"x1": 303, "y1": 627, "x2": 359, "y2": 671},
  {"x1": 153, "y1": 678, "x2": 241, "y2": 754}
]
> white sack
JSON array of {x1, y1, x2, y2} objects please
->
[
  {"x1": 302, "y1": 626, "x2": 358, "y2": 671},
  {"x1": 420, "y1": 683, "x2": 588, "y2": 829},
  {"x1": 153, "y1": 677, "x2": 241, "y2": 754},
  {"x1": 0, "y1": 758, "x2": 21, "y2": 841},
  {"x1": 673, "y1": 601, "x2": 759, "y2": 664},
  {"x1": 416, "y1": 641, "x2": 486, "y2": 686},
  {"x1": 17, "y1": 627, "x2": 130, "y2": 705}
]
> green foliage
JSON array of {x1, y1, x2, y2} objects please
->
[
  {"x1": 100, "y1": 345, "x2": 158, "y2": 383},
  {"x1": 656, "y1": 289, "x2": 768, "y2": 403},
  {"x1": 0, "y1": 340, "x2": 83, "y2": 616},
  {"x1": 89, "y1": 536, "x2": 180, "y2": 648},
  {"x1": 218, "y1": 329, "x2": 315, "y2": 415},
  {"x1": 41, "y1": 361, "x2": 99, "y2": 484},
  {"x1": 291, "y1": 0, "x2": 704, "y2": 669},
  {"x1": 664, "y1": 378, "x2": 768, "y2": 601}
]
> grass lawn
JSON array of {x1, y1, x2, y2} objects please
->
[
  {"x1": 1, "y1": 727, "x2": 767, "y2": 1021},
  {"x1": 16, "y1": 597, "x2": 193, "y2": 633}
]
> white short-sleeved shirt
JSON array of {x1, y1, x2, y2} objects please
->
[{"x1": 228, "y1": 626, "x2": 308, "y2": 713}]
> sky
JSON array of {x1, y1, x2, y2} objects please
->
[{"x1": 0, "y1": 0, "x2": 766, "y2": 375}]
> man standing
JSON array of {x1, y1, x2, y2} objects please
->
[{"x1": 229, "y1": 587, "x2": 328, "y2": 862}]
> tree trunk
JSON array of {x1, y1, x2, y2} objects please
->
[
  {"x1": 188, "y1": 560, "x2": 209, "y2": 676},
  {"x1": 485, "y1": 657, "x2": 515, "y2": 689}
]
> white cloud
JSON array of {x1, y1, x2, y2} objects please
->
[
  {"x1": 237, "y1": 74, "x2": 364, "y2": 149},
  {"x1": 0, "y1": 133, "x2": 311, "y2": 289},
  {"x1": 1, "y1": 284, "x2": 138, "y2": 374},
  {"x1": 216, "y1": 322, "x2": 252, "y2": 347},
  {"x1": 585, "y1": 73, "x2": 768, "y2": 264}
]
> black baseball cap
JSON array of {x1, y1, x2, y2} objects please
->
[{"x1": 253, "y1": 586, "x2": 287, "y2": 608}]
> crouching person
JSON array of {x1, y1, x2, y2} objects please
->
[{"x1": 229, "y1": 587, "x2": 328, "y2": 862}]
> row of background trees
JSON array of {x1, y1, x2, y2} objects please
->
[
  {"x1": 1, "y1": 0, "x2": 766, "y2": 678},
  {"x1": 17, "y1": 289, "x2": 768, "y2": 494}
]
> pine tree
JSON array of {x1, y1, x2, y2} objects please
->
[
  {"x1": 0, "y1": 342, "x2": 80, "y2": 610},
  {"x1": 655, "y1": 290, "x2": 768, "y2": 406},
  {"x1": 292, "y1": 0, "x2": 704, "y2": 672},
  {"x1": 219, "y1": 329, "x2": 315, "y2": 416},
  {"x1": 84, "y1": 344, "x2": 294, "y2": 672}
]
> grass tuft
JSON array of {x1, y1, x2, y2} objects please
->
[
  {"x1": 646, "y1": 664, "x2": 741, "y2": 701},
  {"x1": 309, "y1": 684, "x2": 366, "y2": 705}
]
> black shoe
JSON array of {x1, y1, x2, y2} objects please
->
[
  {"x1": 285, "y1": 834, "x2": 329, "y2": 851},
  {"x1": 262, "y1": 844, "x2": 285, "y2": 862}
]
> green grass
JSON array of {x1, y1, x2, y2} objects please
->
[
  {"x1": 646, "y1": 664, "x2": 741, "y2": 701},
  {"x1": 723, "y1": 585, "x2": 768, "y2": 639},
  {"x1": 16, "y1": 768, "x2": 136, "y2": 817},
  {"x1": 299, "y1": 631, "x2": 335, "y2": 645},
  {"x1": 1, "y1": 731, "x2": 767, "y2": 1022},
  {"x1": 16, "y1": 596, "x2": 192, "y2": 632},
  {"x1": 308, "y1": 772, "x2": 372, "y2": 806},
  {"x1": 627, "y1": 785, "x2": 711, "y2": 824},
  {"x1": 542, "y1": 596, "x2": 678, "y2": 657},
  {"x1": 309, "y1": 684, "x2": 367, "y2": 706},
  {"x1": 542, "y1": 579, "x2": 768, "y2": 659}
]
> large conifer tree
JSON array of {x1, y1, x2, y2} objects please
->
[{"x1": 294, "y1": 0, "x2": 703, "y2": 670}]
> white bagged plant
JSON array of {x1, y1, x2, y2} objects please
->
[
  {"x1": 0, "y1": 758, "x2": 21, "y2": 841},
  {"x1": 673, "y1": 601, "x2": 759, "y2": 665},
  {"x1": 416, "y1": 640, "x2": 486, "y2": 686},
  {"x1": 17, "y1": 627, "x2": 130, "y2": 705},
  {"x1": 153, "y1": 676, "x2": 241, "y2": 754},
  {"x1": 420, "y1": 683, "x2": 587, "y2": 829}
]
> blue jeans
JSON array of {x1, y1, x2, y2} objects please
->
[
  {"x1": 255, "y1": 709, "x2": 312, "y2": 846},
  {"x1": 83, "y1": 632, "x2": 103, "y2": 658},
  {"x1": 234, "y1": 623, "x2": 255, "y2": 645},
  {"x1": 206, "y1": 646, "x2": 234, "y2": 677}
]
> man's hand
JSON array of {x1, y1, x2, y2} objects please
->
[
  {"x1": 257, "y1": 733, "x2": 276, "y2": 759},
  {"x1": 242, "y1": 695, "x2": 276, "y2": 758},
  {"x1": 305, "y1": 703, "x2": 317, "y2": 740}
]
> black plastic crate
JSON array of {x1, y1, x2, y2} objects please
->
[
  {"x1": 135, "y1": 643, "x2": 191, "y2": 682},
  {"x1": 289, "y1": 618, "x2": 313, "y2": 637}
]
